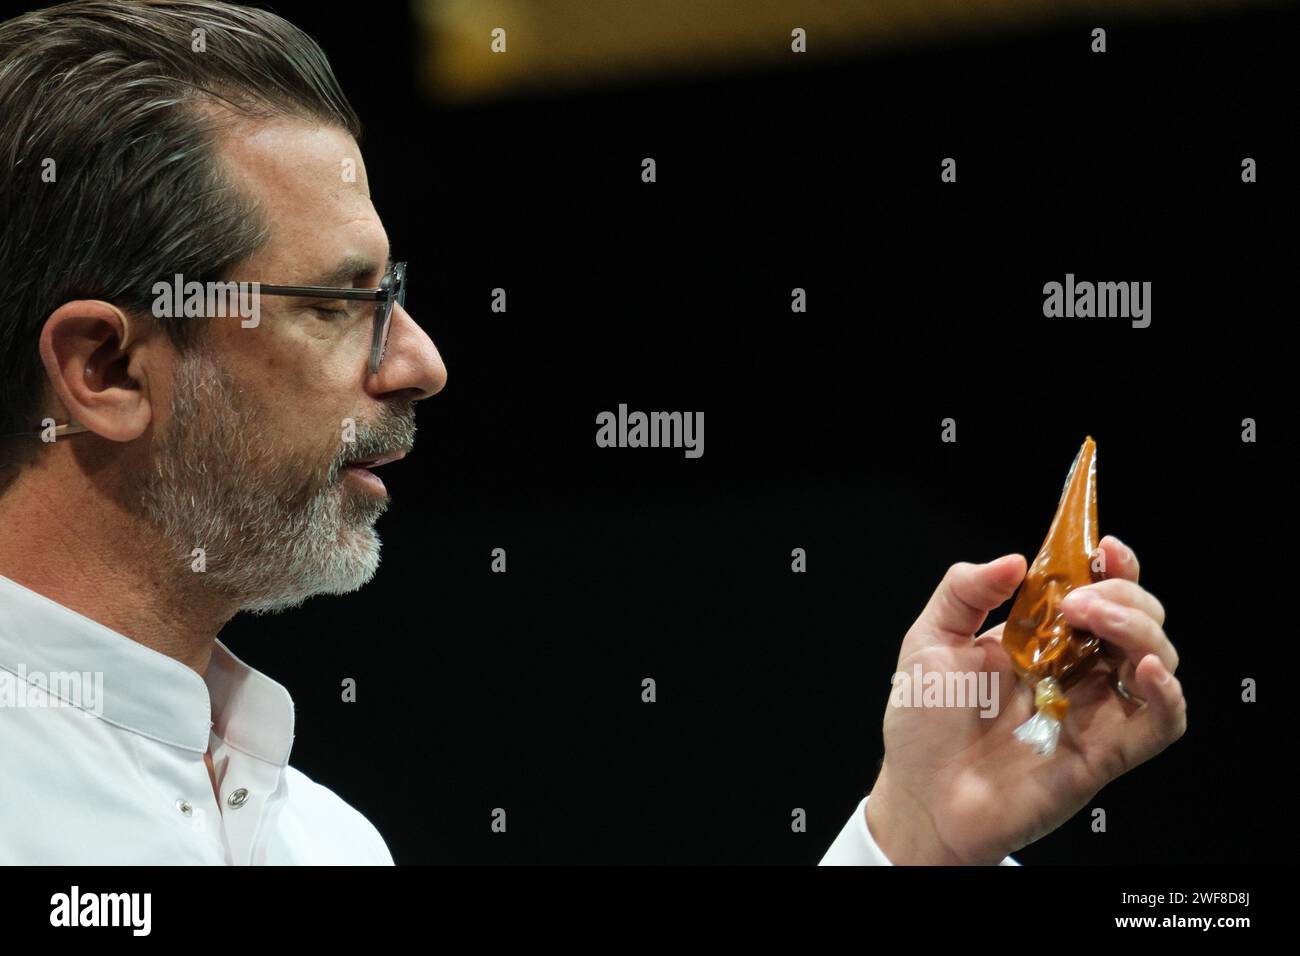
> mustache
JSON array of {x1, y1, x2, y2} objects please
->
[{"x1": 327, "y1": 405, "x2": 417, "y2": 480}]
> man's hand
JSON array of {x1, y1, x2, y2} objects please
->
[{"x1": 866, "y1": 535, "x2": 1187, "y2": 865}]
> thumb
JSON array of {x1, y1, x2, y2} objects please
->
[{"x1": 910, "y1": 554, "x2": 1027, "y2": 642}]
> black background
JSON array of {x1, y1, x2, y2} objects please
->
[{"x1": 24, "y1": 0, "x2": 1294, "y2": 864}]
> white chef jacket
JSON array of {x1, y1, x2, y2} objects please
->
[
  {"x1": 820, "y1": 794, "x2": 1021, "y2": 865},
  {"x1": 0, "y1": 573, "x2": 393, "y2": 865}
]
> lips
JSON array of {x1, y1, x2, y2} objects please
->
[
  {"x1": 341, "y1": 449, "x2": 409, "y2": 495},
  {"x1": 345, "y1": 450, "x2": 408, "y2": 470}
]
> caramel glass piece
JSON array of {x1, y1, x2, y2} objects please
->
[{"x1": 1002, "y1": 436, "x2": 1105, "y2": 697}]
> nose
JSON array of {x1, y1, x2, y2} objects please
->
[{"x1": 368, "y1": 302, "x2": 446, "y2": 401}]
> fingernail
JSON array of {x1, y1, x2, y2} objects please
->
[{"x1": 1158, "y1": 666, "x2": 1171, "y2": 686}]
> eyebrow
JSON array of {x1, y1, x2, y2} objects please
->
[{"x1": 307, "y1": 251, "x2": 393, "y2": 288}]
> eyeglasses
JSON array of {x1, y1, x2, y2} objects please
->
[
  {"x1": 0, "y1": 260, "x2": 408, "y2": 439},
  {"x1": 258, "y1": 259, "x2": 407, "y2": 375}
]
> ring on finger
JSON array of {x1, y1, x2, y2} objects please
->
[{"x1": 1110, "y1": 666, "x2": 1147, "y2": 707}]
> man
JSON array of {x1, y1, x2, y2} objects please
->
[
  {"x1": 0, "y1": 0, "x2": 445, "y2": 864},
  {"x1": 0, "y1": 1, "x2": 1185, "y2": 866}
]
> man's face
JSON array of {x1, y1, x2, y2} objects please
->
[{"x1": 137, "y1": 117, "x2": 446, "y2": 613}]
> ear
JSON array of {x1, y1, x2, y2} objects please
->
[{"x1": 37, "y1": 300, "x2": 154, "y2": 442}]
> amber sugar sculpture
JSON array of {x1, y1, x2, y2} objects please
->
[{"x1": 1001, "y1": 436, "x2": 1106, "y2": 755}]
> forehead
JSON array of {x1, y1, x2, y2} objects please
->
[{"x1": 214, "y1": 115, "x2": 387, "y2": 272}]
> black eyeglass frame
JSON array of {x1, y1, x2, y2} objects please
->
[{"x1": 257, "y1": 259, "x2": 407, "y2": 374}]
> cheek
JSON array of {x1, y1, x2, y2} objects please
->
[
  {"x1": 251, "y1": 328, "x2": 352, "y2": 396},
  {"x1": 223, "y1": 320, "x2": 367, "y2": 443},
  {"x1": 298, "y1": 370, "x2": 368, "y2": 462}
]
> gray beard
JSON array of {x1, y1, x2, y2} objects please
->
[{"x1": 137, "y1": 345, "x2": 414, "y2": 614}]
